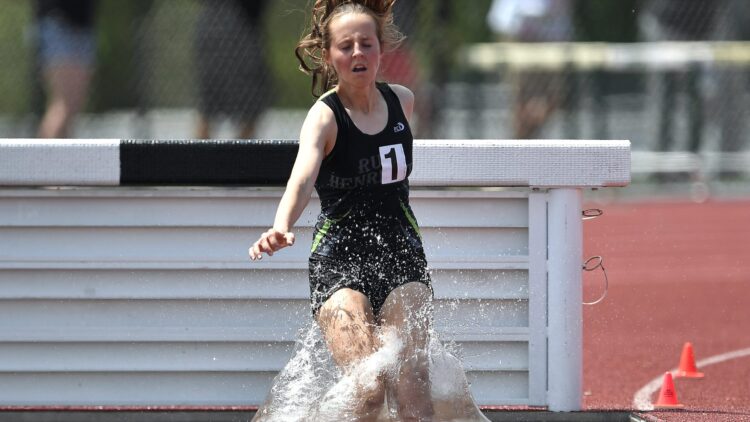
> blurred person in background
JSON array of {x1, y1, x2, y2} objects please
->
[
  {"x1": 487, "y1": 0, "x2": 573, "y2": 139},
  {"x1": 194, "y1": 0, "x2": 271, "y2": 139},
  {"x1": 641, "y1": 0, "x2": 748, "y2": 179},
  {"x1": 639, "y1": 0, "x2": 718, "y2": 161},
  {"x1": 639, "y1": 0, "x2": 717, "y2": 41},
  {"x1": 711, "y1": 0, "x2": 750, "y2": 178},
  {"x1": 380, "y1": 0, "x2": 418, "y2": 90},
  {"x1": 35, "y1": 0, "x2": 98, "y2": 138},
  {"x1": 379, "y1": 0, "x2": 422, "y2": 134}
]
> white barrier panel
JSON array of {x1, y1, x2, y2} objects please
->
[
  {"x1": 0, "y1": 139, "x2": 630, "y2": 411},
  {"x1": 0, "y1": 139, "x2": 120, "y2": 186},
  {"x1": 0, "y1": 139, "x2": 631, "y2": 188},
  {"x1": 412, "y1": 140, "x2": 630, "y2": 188}
]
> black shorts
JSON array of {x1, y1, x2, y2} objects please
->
[{"x1": 308, "y1": 248, "x2": 432, "y2": 317}]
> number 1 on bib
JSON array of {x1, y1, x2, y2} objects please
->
[{"x1": 379, "y1": 144, "x2": 407, "y2": 184}]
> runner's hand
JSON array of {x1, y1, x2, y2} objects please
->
[{"x1": 249, "y1": 229, "x2": 295, "y2": 260}]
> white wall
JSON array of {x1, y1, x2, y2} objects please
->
[{"x1": 0, "y1": 187, "x2": 547, "y2": 407}]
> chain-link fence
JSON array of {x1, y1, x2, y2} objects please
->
[
  {"x1": 0, "y1": 0, "x2": 469, "y2": 139},
  {"x1": 1, "y1": 0, "x2": 749, "y2": 180}
]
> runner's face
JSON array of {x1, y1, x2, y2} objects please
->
[{"x1": 326, "y1": 13, "x2": 381, "y2": 86}]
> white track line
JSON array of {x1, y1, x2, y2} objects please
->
[{"x1": 632, "y1": 346, "x2": 750, "y2": 411}]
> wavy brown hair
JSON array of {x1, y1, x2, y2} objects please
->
[{"x1": 295, "y1": 0, "x2": 405, "y2": 97}]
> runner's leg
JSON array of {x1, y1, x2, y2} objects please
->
[
  {"x1": 317, "y1": 288, "x2": 385, "y2": 422},
  {"x1": 379, "y1": 281, "x2": 434, "y2": 421}
]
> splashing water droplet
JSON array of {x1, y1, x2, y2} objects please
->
[{"x1": 253, "y1": 314, "x2": 491, "y2": 421}]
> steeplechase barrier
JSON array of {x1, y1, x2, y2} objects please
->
[{"x1": 0, "y1": 139, "x2": 630, "y2": 412}]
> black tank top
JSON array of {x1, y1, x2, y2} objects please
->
[
  {"x1": 311, "y1": 83, "x2": 423, "y2": 257},
  {"x1": 315, "y1": 82, "x2": 413, "y2": 219}
]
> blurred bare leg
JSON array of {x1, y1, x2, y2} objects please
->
[
  {"x1": 379, "y1": 282, "x2": 434, "y2": 422},
  {"x1": 38, "y1": 62, "x2": 92, "y2": 138},
  {"x1": 237, "y1": 120, "x2": 256, "y2": 139},
  {"x1": 515, "y1": 96, "x2": 554, "y2": 139},
  {"x1": 196, "y1": 115, "x2": 211, "y2": 139}
]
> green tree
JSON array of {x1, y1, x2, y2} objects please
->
[{"x1": 0, "y1": 0, "x2": 32, "y2": 114}]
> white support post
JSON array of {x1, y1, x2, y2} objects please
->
[{"x1": 546, "y1": 188, "x2": 583, "y2": 411}]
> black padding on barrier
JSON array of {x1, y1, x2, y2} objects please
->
[{"x1": 120, "y1": 140, "x2": 298, "y2": 185}]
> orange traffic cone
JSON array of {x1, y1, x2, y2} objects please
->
[
  {"x1": 675, "y1": 342, "x2": 704, "y2": 379},
  {"x1": 654, "y1": 372, "x2": 684, "y2": 409}
]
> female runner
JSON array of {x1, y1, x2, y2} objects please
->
[{"x1": 251, "y1": 1, "x2": 434, "y2": 420}]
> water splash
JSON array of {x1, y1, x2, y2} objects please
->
[{"x1": 253, "y1": 320, "x2": 490, "y2": 422}]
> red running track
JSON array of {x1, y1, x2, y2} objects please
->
[{"x1": 582, "y1": 198, "x2": 750, "y2": 421}]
